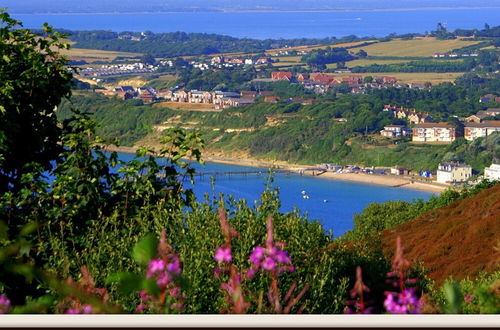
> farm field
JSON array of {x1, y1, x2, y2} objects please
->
[
  {"x1": 349, "y1": 37, "x2": 482, "y2": 57},
  {"x1": 60, "y1": 47, "x2": 140, "y2": 62},
  {"x1": 153, "y1": 101, "x2": 220, "y2": 111},
  {"x1": 343, "y1": 58, "x2": 413, "y2": 68},
  {"x1": 321, "y1": 71, "x2": 464, "y2": 84}
]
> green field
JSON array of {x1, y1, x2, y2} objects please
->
[{"x1": 349, "y1": 37, "x2": 482, "y2": 57}]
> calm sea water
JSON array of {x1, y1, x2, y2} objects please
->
[
  {"x1": 14, "y1": 9, "x2": 500, "y2": 39},
  {"x1": 116, "y1": 152, "x2": 434, "y2": 237}
]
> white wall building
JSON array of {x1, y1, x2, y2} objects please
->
[
  {"x1": 484, "y1": 164, "x2": 500, "y2": 181},
  {"x1": 437, "y1": 162, "x2": 472, "y2": 184}
]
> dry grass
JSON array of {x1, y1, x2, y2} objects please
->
[
  {"x1": 327, "y1": 71, "x2": 463, "y2": 84},
  {"x1": 344, "y1": 58, "x2": 413, "y2": 67},
  {"x1": 266, "y1": 40, "x2": 379, "y2": 54},
  {"x1": 349, "y1": 37, "x2": 482, "y2": 57},
  {"x1": 381, "y1": 183, "x2": 500, "y2": 284},
  {"x1": 60, "y1": 48, "x2": 140, "y2": 62},
  {"x1": 153, "y1": 101, "x2": 220, "y2": 112}
]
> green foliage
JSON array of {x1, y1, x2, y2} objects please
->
[
  {"x1": 0, "y1": 11, "x2": 73, "y2": 191},
  {"x1": 433, "y1": 272, "x2": 500, "y2": 314},
  {"x1": 352, "y1": 59, "x2": 477, "y2": 73}
]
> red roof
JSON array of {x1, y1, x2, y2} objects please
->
[{"x1": 271, "y1": 71, "x2": 293, "y2": 80}]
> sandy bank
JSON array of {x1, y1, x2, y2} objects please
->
[{"x1": 101, "y1": 145, "x2": 448, "y2": 193}]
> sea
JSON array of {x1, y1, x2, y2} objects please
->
[
  {"x1": 116, "y1": 152, "x2": 434, "y2": 237},
  {"x1": 13, "y1": 8, "x2": 500, "y2": 39}
]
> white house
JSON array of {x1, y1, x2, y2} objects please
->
[
  {"x1": 380, "y1": 125, "x2": 411, "y2": 138},
  {"x1": 437, "y1": 162, "x2": 472, "y2": 184},
  {"x1": 484, "y1": 164, "x2": 500, "y2": 181}
]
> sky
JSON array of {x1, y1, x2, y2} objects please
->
[{"x1": 3, "y1": 0, "x2": 500, "y2": 13}]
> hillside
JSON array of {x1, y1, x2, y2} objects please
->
[{"x1": 381, "y1": 183, "x2": 500, "y2": 285}]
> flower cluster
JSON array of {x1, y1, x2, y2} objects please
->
[
  {"x1": 247, "y1": 245, "x2": 295, "y2": 278},
  {"x1": 214, "y1": 247, "x2": 232, "y2": 264},
  {"x1": 0, "y1": 295, "x2": 11, "y2": 314},
  {"x1": 384, "y1": 288, "x2": 423, "y2": 314},
  {"x1": 137, "y1": 230, "x2": 186, "y2": 313},
  {"x1": 66, "y1": 304, "x2": 93, "y2": 314},
  {"x1": 344, "y1": 267, "x2": 373, "y2": 314},
  {"x1": 146, "y1": 256, "x2": 182, "y2": 287}
]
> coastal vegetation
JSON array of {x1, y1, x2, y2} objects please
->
[{"x1": 1, "y1": 11, "x2": 499, "y2": 316}]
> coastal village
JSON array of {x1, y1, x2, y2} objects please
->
[{"x1": 83, "y1": 66, "x2": 500, "y2": 188}]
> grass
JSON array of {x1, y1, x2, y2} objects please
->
[
  {"x1": 319, "y1": 71, "x2": 464, "y2": 84},
  {"x1": 61, "y1": 48, "x2": 140, "y2": 62},
  {"x1": 381, "y1": 183, "x2": 500, "y2": 284},
  {"x1": 153, "y1": 101, "x2": 220, "y2": 112},
  {"x1": 349, "y1": 37, "x2": 482, "y2": 57},
  {"x1": 345, "y1": 58, "x2": 413, "y2": 68}
]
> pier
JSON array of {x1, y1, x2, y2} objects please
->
[{"x1": 190, "y1": 169, "x2": 295, "y2": 180}]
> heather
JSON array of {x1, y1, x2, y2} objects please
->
[{"x1": 0, "y1": 11, "x2": 499, "y2": 315}]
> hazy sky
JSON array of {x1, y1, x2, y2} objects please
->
[{"x1": 3, "y1": 0, "x2": 500, "y2": 13}]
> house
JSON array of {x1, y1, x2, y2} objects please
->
[
  {"x1": 384, "y1": 105, "x2": 433, "y2": 124},
  {"x1": 382, "y1": 76, "x2": 397, "y2": 84},
  {"x1": 311, "y1": 73, "x2": 335, "y2": 85},
  {"x1": 297, "y1": 73, "x2": 310, "y2": 82},
  {"x1": 465, "y1": 108, "x2": 500, "y2": 122},
  {"x1": 271, "y1": 71, "x2": 293, "y2": 81},
  {"x1": 264, "y1": 96, "x2": 280, "y2": 103},
  {"x1": 380, "y1": 125, "x2": 411, "y2": 138},
  {"x1": 259, "y1": 91, "x2": 275, "y2": 97},
  {"x1": 188, "y1": 90, "x2": 212, "y2": 103},
  {"x1": 412, "y1": 123, "x2": 461, "y2": 143},
  {"x1": 464, "y1": 121, "x2": 500, "y2": 141},
  {"x1": 244, "y1": 59, "x2": 253, "y2": 65},
  {"x1": 341, "y1": 75, "x2": 363, "y2": 86},
  {"x1": 211, "y1": 56, "x2": 225, "y2": 64},
  {"x1": 484, "y1": 164, "x2": 500, "y2": 181},
  {"x1": 436, "y1": 162, "x2": 472, "y2": 184},
  {"x1": 172, "y1": 90, "x2": 189, "y2": 102},
  {"x1": 479, "y1": 94, "x2": 499, "y2": 103},
  {"x1": 390, "y1": 166, "x2": 411, "y2": 176},
  {"x1": 255, "y1": 57, "x2": 271, "y2": 65},
  {"x1": 138, "y1": 88, "x2": 156, "y2": 102},
  {"x1": 240, "y1": 91, "x2": 257, "y2": 98}
]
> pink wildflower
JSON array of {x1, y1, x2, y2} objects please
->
[
  {"x1": 147, "y1": 259, "x2": 165, "y2": 278},
  {"x1": 0, "y1": 295, "x2": 10, "y2": 314},
  {"x1": 214, "y1": 247, "x2": 233, "y2": 264}
]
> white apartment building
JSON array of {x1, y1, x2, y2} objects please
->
[
  {"x1": 484, "y1": 164, "x2": 500, "y2": 181},
  {"x1": 437, "y1": 162, "x2": 472, "y2": 184}
]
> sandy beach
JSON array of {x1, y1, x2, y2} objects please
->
[{"x1": 102, "y1": 144, "x2": 449, "y2": 193}]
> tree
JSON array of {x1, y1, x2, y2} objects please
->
[
  {"x1": 141, "y1": 53, "x2": 156, "y2": 65},
  {"x1": 356, "y1": 49, "x2": 368, "y2": 58},
  {"x1": 0, "y1": 11, "x2": 73, "y2": 192},
  {"x1": 363, "y1": 76, "x2": 373, "y2": 83}
]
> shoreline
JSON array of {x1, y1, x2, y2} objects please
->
[
  {"x1": 15, "y1": 7, "x2": 500, "y2": 15},
  {"x1": 102, "y1": 144, "x2": 449, "y2": 194}
]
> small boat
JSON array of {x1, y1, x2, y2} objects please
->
[{"x1": 323, "y1": 199, "x2": 328, "y2": 203}]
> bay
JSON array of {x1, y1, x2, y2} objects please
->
[
  {"x1": 14, "y1": 8, "x2": 500, "y2": 39},
  {"x1": 116, "y1": 152, "x2": 434, "y2": 237}
]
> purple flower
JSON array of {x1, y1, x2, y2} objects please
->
[
  {"x1": 274, "y1": 250, "x2": 291, "y2": 264},
  {"x1": 0, "y1": 295, "x2": 10, "y2": 314},
  {"x1": 249, "y1": 246, "x2": 265, "y2": 267},
  {"x1": 166, "y1": 257, "x2": 181, "y2": 275},
  {"x1": 66, "y1": 308, "x2": 80, "y2": 314},
  {"x1": 262, "y1": 257, "x2": 276, "y2": 271},
  {"x1": 82, "y1": 305, "x2": 93, "y2": 314},
  {"x1": 384, "y1": 289, "x2": 422, "y2": 314},
  {"x1": 464, "y1": 293, "x2": 476, "y2": 303},
  {"x1": 147, "y1": 259, "x2": 165, "y2": 278},
  {"x1": 214, "y1": 247, "x2": 232, "y2": 264}
]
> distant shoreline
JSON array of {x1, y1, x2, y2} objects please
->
[
  {"x1": 102, "y1": 144, "x2": 448, "y2": 194},
  {"x1": 13, "y1": 7, "x2": 500, "y2": 16}
]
